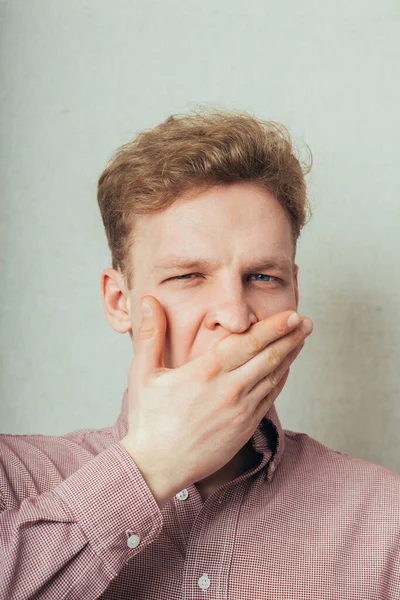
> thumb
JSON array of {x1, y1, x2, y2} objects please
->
[{"x1": 133, "y1": 296, "x2": 167, "y2": 382}]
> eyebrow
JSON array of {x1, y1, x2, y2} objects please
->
[{"x1": 151, "y1": 255, "x2": 294, "y2": 275}]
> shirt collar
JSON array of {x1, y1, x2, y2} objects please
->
[{"x1": 113, "y1": 387, "x2": 285, "y2": 482}]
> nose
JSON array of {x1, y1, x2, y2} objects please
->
[{"x1": 204, "y1": 296, "x2": 258, "y2": 334}]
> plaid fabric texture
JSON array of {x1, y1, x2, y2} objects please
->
[{"x1": 1, "y1": 387, "x2": 400, "y2": 599}]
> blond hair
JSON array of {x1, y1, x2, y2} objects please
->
[{"x1": 97, "y1": 108, "x2": 312, "y2": 290}]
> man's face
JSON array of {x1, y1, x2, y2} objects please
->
[{"x1": 126, "y1": 181, "x2": 299, "y2": 369}]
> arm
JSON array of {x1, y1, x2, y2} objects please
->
[{"x1": 0, "y1": 443, "x2": 163, "y2": 600}]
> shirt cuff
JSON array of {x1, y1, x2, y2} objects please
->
[{"x1": 53, "y1": 442, "x2": 164, "y2": 576}]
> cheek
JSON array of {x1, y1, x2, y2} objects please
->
[
  {"x1": 163, "y1": 309, "x2": 199, "y2": 369},
  {"x1": 262, "y1": 287, "x2": 297, "y2": 315}
]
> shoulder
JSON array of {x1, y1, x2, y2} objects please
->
[
  {"x1": 283, "y1": 428, "x2": 400, "y2": 498},
  {"x1": 0, "y1": 426, "x2": 114, "y2": 507}
]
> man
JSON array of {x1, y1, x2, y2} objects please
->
[{"x1": 1, "y1": 109, "x2": 399, "y2": 599}]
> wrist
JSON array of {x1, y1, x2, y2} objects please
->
[{"x1": 118, "y1": 437, "x2": 173, "y2": 509}]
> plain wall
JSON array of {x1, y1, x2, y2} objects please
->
[{"x1": 1, "y1": 0, "x2": 400, "y2": 473}]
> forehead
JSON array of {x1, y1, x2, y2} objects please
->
[{"x1": 134, "y1": 182, "x2": 295, "y2": 263}]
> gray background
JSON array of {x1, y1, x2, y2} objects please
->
[{"x1": 1, "y1": 1, "x2": 400, "y2": 474}]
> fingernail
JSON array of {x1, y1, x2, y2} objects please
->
[
  {"x1": 287, "y1": 312, "x2": 301, "y2": 329},
  {"x1": 141, "y1": 301, "x2": 152, "y2": 317},
  {"x1": 301, "y1": 319, "x2": 313, "y2": 335}
]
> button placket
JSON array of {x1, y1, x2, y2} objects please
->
[{"x1": 198, "y1": 573, "x2": 210, "y2": 590}]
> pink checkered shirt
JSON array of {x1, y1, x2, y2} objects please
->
[{"x1": 1, "y1": 387, "x2": 400, "y2": 599}]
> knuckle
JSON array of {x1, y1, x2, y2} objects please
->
[
  {"x1": 225, "y1": 381, "x2": 242, "y2": 405},
  {"x1": 137, "y1": 327, "x2": 156, "y2": 341},
  {"x1": 202, "y1": 351, "x2": 223, "y2": 382},
  {"x1": 244, "y1": 334, "x2": 261, "y2": 357},
  {"x1": 292, "y1": 329, "x2": 305, "y2": 346},
  {"x1": 267, "y1": 346, "x2": 282, "y2": 371},
  {"x1": 231, "y1": 403, "x2": 250, "y2": 428},
  {"x1": 268, "y1": 369, "x2": 281, "y2": 389},
  {"x1": 274, "y1": 318, "x2": 288, "y2": 336}
]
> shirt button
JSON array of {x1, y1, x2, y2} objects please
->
[
  {"x1": 175, "y1": 489, "x2": 189, "y2": 500},
  {"x1": 198, "y1": 573, "x2": 210, "y2": 590},
  {"x1": 127, "y1": 534, "x2": 140, "y2": 549},
  {"x1": 269, "y1": 461, "x2": 275, "y2": 473}
]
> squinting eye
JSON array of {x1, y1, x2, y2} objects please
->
[
  {"x1": 248, "y1": 274, "x2": 276, "y2": 282},
  {"x1": 174, "y1": 273, "x2": 200, "y2": 280},
  {"x1": 172, "y1": 273, "x2": 278, "y2": 282}
]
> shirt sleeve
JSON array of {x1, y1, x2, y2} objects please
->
[{"x1": 0, "y1": 442, "x2": 164, "y2": 600}]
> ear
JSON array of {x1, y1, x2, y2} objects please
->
[
  {"x1": 293, "y1": 264, "x2": 299, "y2": 310},
  {"x1": 100, "y1": 268, "x2": 132, "y2": 334}
]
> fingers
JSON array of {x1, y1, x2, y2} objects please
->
[
  {"x1": 197, "y1": 310, "x2": 304, "y2": 379},
  {"x1": 221, "y1": 310, "x2": 305, "y2": 373},
  {"x1": 251, "y1": 338, "x2": 307, "y2": 425},
  {"x1": 253, "y1": 367, "x2": 290, "y2": 425},
  {"x1": 247, "y1": 342, "x2": 304, "y2": 402},
  {"x1": 132, "y1": 296, "x2": 167, "y2": 384},
  {"x1": 229, "y1": 315, "x2": 311, "y2": 398}
]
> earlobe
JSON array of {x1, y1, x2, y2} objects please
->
[{"x1": 100, "y1": 268, "x2": 132, "y2": 334}]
